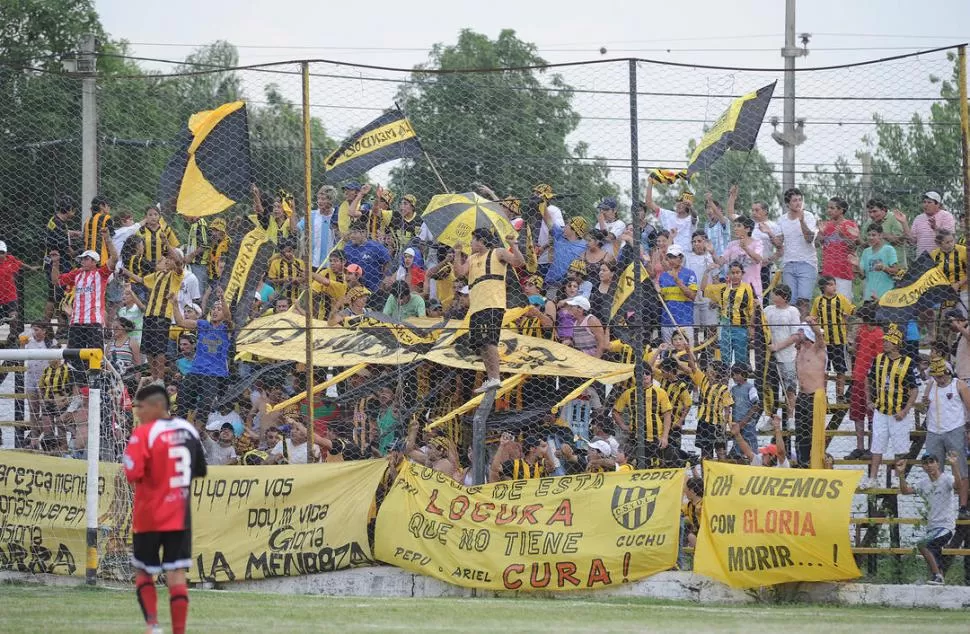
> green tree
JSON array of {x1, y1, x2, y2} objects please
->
[
  {"x1": 389, "y1": 29, "x2": 615, "y2": 216},
  {"x1": 866, "y1": 52, "x2": 965, "y2": 214},
  {"x1": 250, "y1": 83, "x2": 337, "y2": 200}
]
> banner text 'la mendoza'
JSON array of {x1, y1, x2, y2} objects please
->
[
  {"x1": 190, "y1": 459, "x2": 386, "y2": 582},
  {"x1": 693, "y1": 461, "x2": 861, "y2": 588},
  {"x1": 375, "y1": 462, "x2": 682, "y2": 591}
]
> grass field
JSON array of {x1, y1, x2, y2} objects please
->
[{"x1": 1, "y1": 584, "x2": 968, "y2": 633}]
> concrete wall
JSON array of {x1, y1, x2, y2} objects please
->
[{"x1": 8, "y1": 567, "x2": 968, "y2": 609}]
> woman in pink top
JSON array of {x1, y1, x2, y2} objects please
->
[
  {"x1": 720, "y1": 216, "x2": 764, "y2": 298},
  {"x1": 818, "y1": 196, "x2": 860, "y2": 300},
  {"x1": 907, "y1": 191, "x2": 956, "y2": 258}
]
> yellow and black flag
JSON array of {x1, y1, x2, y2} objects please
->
[
  {"x1": 877, "y1": 252, "x2": 959, "y2": 322},
  {"x1": 686, "y1": 82, "x2": 776, "y2": 177},
  {"x1": 159, "y1": 101, "x2": 252, "y2": 218},
  {"x1": 323, "y1": 108, "x2": 423, "y2": 182}
]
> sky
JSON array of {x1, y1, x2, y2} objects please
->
[{"x1": 94, "y1": 0, "x2": 970, "y2": 206}]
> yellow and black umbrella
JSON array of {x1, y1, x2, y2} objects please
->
[{"x1": 421, "y1": 192, "x2": 517, "y2": 249}]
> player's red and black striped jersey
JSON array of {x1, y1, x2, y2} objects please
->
[{"x1": 123, "y1": 418, "x2": 207, "y2": 533}]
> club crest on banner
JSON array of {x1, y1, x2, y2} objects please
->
[{"x1": 611, "y1": 486, "x2": 660, "y2": 530}]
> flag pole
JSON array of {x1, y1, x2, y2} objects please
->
[
  {"x1": 301, "y1": 61, "x2": 316, "y2": 457},
  {"x1": 424, "y1": 150, "x2": 451, "y2": 194},
  {"x1": 395, "y1": 101, "x2": 450, "y2": 193},
  {"x1": 958, "y1": 45, "x2": 970, "y2": 294}
]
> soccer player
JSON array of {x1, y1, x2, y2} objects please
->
[{"x1": 124, "y1": 385, "x2": 207, "y2": 634}]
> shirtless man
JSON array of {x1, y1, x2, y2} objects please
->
[{"x1": 773, "y1": 315, "x2": 826, "y2": 467}]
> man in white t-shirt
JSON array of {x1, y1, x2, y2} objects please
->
[
  {"x1": 777, "y1": 187, "x2": 819, "y2": 303},
  {"x1": 730, "y1": 416, "x2": 791, "y2": 468},
  {"x1": 897, "y1": 453, "x2": 961, "y2": 585},
  {"x1": 645, "y1": 180, "x2": 695, "y2": 254},
  {"x1": 532, "y1": 184, "x2": 564, "y2": 275},
  {"x1": 268, "y1": 421, "x2": 321, "y2": 464},
  {"x1": 765, "y1": 284, "x2": 802, "y2": 424},
  {"x1": 202, "y1": 422, "x2": 238, "y2": 465},
  {"x1": 596, "y1": 197, "x2": 626, "y2": 240}
]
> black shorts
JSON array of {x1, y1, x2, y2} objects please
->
[
  {"x1": 468, "y1": 308, "x2": 503, "y2": 350},
  {"x1": 132, "y1": 530, "x2": 192, "y2": 574},
  {"x1": 695, "y1": 422, "x2": 726, "y2": 455},
  {"x1": 67, "y1": 324, "x2": 104, "y2": 351},
  {"x1": 142, "y1": 316, "x2": 172, "y2": 357},
  {"x1": 826, "y1": 344, "x2": 848, "y2": 374}
]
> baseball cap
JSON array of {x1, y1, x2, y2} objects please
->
[
  {"x1": 923, "y1": 191, "x2": 942, "y2": 203},
  {"x1": 459, "y1": 285, "x2": 470, "y2": 295},
  {"x1": 185, "y1": 303, "x2": 203, "y2": 316},
  {"x1": 343, "y1": 181, "x2": 363, "y2": 190},
  {"x1": 597, "y1": 197, "x2": 617, "y2": 210},
  {"x1": 759, "y1": 444, "x2": 779, "y2": 456},
  {"x1": 427, "y1": 299, "x2": 442, "y2": 310},
  {"x1": 0, "y1": 241, "x2": 6, "y2": 253},
  {"x1": 796, "y1": 323, "x2": 816, "y2": 343},
  {"x1": 944, "y1": 308, "x2": 966, "y2": 321},
  {"x1": 78, "y1": 249, "x2": 100, "y2": 263},
  {"x1": 564, "y1": 295, "x2": 591, "y2": 311},
  {"x1": 209, "y1": 218, "x2": 227, "y2": 232},
  {"x1": 666, "y1": 244, "x2": 685, "y2": 257},
  {"x1": 588, "y1": 439, "x2": 613, "y2": 457},
  {"x1": 403, "y1": 247, "x2": 416, "y2": 257},
  {"x1": 346, "y1": 263, "x2": 364, "y2": 275}
]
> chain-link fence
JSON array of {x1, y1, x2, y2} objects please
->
[{"x1": 0, "y1": 43, "x2": 968, "y2": 584}]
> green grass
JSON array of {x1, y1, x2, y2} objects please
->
[{"x1": 0, "y1": 584, "x2": 967, "y2": 633}]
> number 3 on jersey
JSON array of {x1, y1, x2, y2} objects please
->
[{"x1": 169, "y1": 445, "x2": 192, "y2": 488}]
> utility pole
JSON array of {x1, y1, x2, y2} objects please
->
[
  {"x1": 79, "y1": 33, "x2": 98, "y2": 224},
  {"x1": 774, "y1": 0, "x2": 808, "y2": 193}
]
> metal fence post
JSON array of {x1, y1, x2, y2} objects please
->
[{"x1": 628, "y1": 59, "x2": 647, "y2": 468}]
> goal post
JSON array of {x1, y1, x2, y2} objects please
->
[{"x1": 0, "y1": 347, "x2": 103, "y2": 585}]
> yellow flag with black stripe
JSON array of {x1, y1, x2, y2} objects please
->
[
  {"x1": 687, "y1": 82, "x2": 776, "y2": 177},
  {"x1": 159, "y1": 101, "x2": 253, "y2": 217},
  {"x1": 324, "y1": 108, "x2": 424, "y2": 182}
]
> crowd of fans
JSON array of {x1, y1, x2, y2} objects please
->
[{"x1": 2, "y1": 179, "x2": 968, "y2": 583}]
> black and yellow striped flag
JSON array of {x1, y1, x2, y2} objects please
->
[
  {"x1": 686, "y1": 82, "x2": 776, "y2": 177},
  {"x1": 159, "y1": 101, "x2": 253, "y2": 217},
  {"x1": 323, "y1": 108, "x2": 423, "y2": 182}
]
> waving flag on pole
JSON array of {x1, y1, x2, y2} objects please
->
[
  {"x1": 159, "y1": 101, "x2": 253, "y2": 217},
  {"x1": 323, "y1": 108, "x2": 424, "y2": 182},
  {"x1": 686, "y1": 82, "x2": 776, "y2": 177},
  {"x1": 877, "y1": 252, "x2": 959, "y2": 322}
]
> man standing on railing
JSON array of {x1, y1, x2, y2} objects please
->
[
  {"x1": 896, "y1": 452, "x2": 962, "y2": 585},
  {"x1": 50, "y1": 226, "x2": 119, "y2": 361}
]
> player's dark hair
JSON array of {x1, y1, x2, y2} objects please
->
[{"x1": 135, "y1": 384, "x2": 171, "y2": 410}]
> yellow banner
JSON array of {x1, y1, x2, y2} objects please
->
[
  {"x1": 237, "y1": 310, "x2": 634, "y2": 381},
  {"x1": 374, "y1": 462, "x2": 682, "y2": 591},
  {"x1": 0, "y1": 453, "x2": 121, "y2": 577},
  {"x1": 190, "y1": 459, "x2": 386, "y2": 582},
  {"x1": 693, "y1": 461, "x2": 861, "y2": 588},
  {"x1": 878, "y1": 266, "x2": 951, "y2": 309},
  {"x1": 324, "y1": 118, "x2": 417, "y2": 171},
  {"x1": 223, "y1": 224, "x2": 269, "y2": 306}
]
